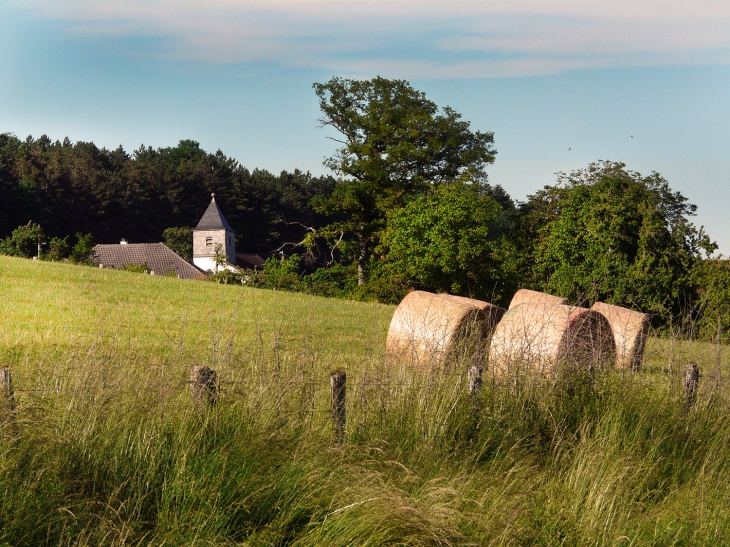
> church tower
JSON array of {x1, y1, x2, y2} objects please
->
[{"x1": 193, "y1": 193, "x2": 235, "y2": 273}]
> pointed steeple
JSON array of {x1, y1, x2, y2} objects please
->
[
  {"x1": 192, "y1": 193, "x2": 236, "y2": 273},
  {"x1": 194, "y1": 193, "x2": 233, "y2": 231}
]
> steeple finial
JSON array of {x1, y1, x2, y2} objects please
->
[{"x1": 194, "y1": 192, "x2": 233, "y2": 232}]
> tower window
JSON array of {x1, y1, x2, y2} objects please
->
[{"x1": 205, "y1": 237, "x2": 212, "y2": 246}]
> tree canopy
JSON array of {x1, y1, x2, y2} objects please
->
[
  {"x1": 520, "y1": 161, "x2": 716, "y2": 318},
  {"x1": 381, "y1": 182, "x2": 517, "y2": 305},
  {"x1": 163, "y1": 227, "x2": 193, "y2": 262},
  {"x1": 313, "y1": 76, "x2": 497, "y2": 283}
]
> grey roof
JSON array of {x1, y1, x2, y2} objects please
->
[
  {"x1": 93, "y1": 243, "x2": 203, "y2": 279},
  {"x1": 194, "y1": 194, "x2": 233, "y2": 231},
  {"x1": 236, "y1": 253, "x2": 266, "y2": 269}
]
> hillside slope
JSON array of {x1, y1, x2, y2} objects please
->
[{"x1": 0, "y1": 255, "x2": 393, "y2": 369}]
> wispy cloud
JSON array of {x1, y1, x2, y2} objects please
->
[{"x1": 18, "y1": 0, "x2": 730, "y2": 77}]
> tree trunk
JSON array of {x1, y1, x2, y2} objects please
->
[{"x1": 357, "y1": 238, "x2": 368, "y2": 285}]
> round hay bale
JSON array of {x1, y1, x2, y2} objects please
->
[
  {"x1": 508, "y1": 289, "x2": 567, "y2": 309},
  {"x1": 386, "y1": 291, "x2": 502, "y2": 367},
  {"x1": 591, "y1": 302, "x2": 650, "y2": 370},
  {"x1": 439, "y1": 294, "x2": 505, "y2": 331},
  {"x1": 488, "y1": 303, "x2": 615, "y2": 377}
]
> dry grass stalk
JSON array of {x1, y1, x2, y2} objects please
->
[
  {"x1": 488, "y1": 303, "x2": 616, "y2": 378},
  {"x1": 591, "y1": 302, "x2": 650, "y2": 371},
  {"x1": 386, "y1": 291, "x2": 505, "y2": 368},
  {"x1": 508, "y1": 289, "x2": 567, "y2": 309}
]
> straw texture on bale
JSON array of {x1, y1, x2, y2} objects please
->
[
  {"x1": 386, "y1": 291, "x2": 504, "y2": 367},
  {"x1": 488, "y1": 303, "x2": 616, "y2": 377},
  {"x1": 591, "y1": 302, "x2": 650, "y2": 370},
  {"x1": 508, "y1": 289, "x2": 567, "y2": 309},
  {"x1": 439, "y1": 294, "x2": 505, "y2": 327}
]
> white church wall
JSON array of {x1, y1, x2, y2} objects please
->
[{"x1": 193, "y1": 256, "x2": 238, "y2": 274}]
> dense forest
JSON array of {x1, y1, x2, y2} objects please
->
[
  {"x1": 0, "y1": 133, "x2": 335, "y2": 256},
  {"x1": 2, "y1": 76, "x2": 728, "y2": 338}
]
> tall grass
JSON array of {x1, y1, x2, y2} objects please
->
[{"x1": 1, "y1": 256, "x2": 730, "y2": 545}]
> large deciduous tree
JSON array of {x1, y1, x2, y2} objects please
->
[
  {"x1": 313, "y1": 77, "x2": 497, "y2": 284},
  {"x1": 522, "y1": 161, "x2": 716, "y2": 319},
  {"x1": 380, "y1": 182, "x2": 518, "y2": 305},
  {"x1": 163, "y1": 226, "x2": 193, "y2": 262}
]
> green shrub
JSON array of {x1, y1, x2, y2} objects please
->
[
  {"x1": 69, "y1": 232, "x2": 95, "y2": 265},
  {"x1": 0, "y1": 222, "x2": 44, "y2": 258},
  {"x1": 239, "y1": 258, "x2": 409, "y2": 304},
  {"x1": 209, "y1": 269, "x2": 244, "y2": 284},
  {"x1": 44, "y1": 236, "x2": 69, "y2": 261},
  {"x1": 245, "y1": 255, "x2": 303, "y2": 291},
  {"x1": 121, "y1": 262, "x2": 150, "y2": 274},
  {"x1": 381, "y1": 182, "x2": 516, "y2": 305},
  {"x1": 349, "y1": 269, "x2": 411, "y2": 304},
  {"x1": 302, "y1": 263, "x2": 358, "y2": 298}
]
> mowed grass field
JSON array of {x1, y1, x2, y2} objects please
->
[{"x1": 1, "y1": 255, "x2": 730, "y2": 546}]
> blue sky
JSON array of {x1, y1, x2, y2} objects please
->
[{"x1": 1, "y1": 1, "x2": 729, "y2": 252}]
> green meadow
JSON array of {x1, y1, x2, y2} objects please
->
[
  {"x1": 0, "y1": 255, "x2": 729, "y2": 546},
  {"x1": 0, "y1": 255, "x2": 392, "y2": 368}
]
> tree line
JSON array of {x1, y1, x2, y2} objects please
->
[
  {"x1": 0, "y1": 134, "x2": 335, "y2": 256},
  {"x1": 1, "y1": 76, "x2": 727, "y2": 338}
]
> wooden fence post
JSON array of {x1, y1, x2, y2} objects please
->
[
  {"x1": 0, "y1": 368, "x2": 13, "y2": 399},
  {"x1": 683, "y1": 363, "x2": 699, "y2": 410},
  {"x1": 331, "y1": 371, "x2": 346, "y2": 444},
  {"x1": 468, "y1": 364, "x2": 483, "y2": 420},
  {"x1": 468, "y1": 365, "x2": 483, "y2": 396},
  {"x1": 190, "y1": 366, "x2": 217, "y2": 409},
  {"x1": 0, "y1": 367, "x2": 15, "y2": 427}
]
